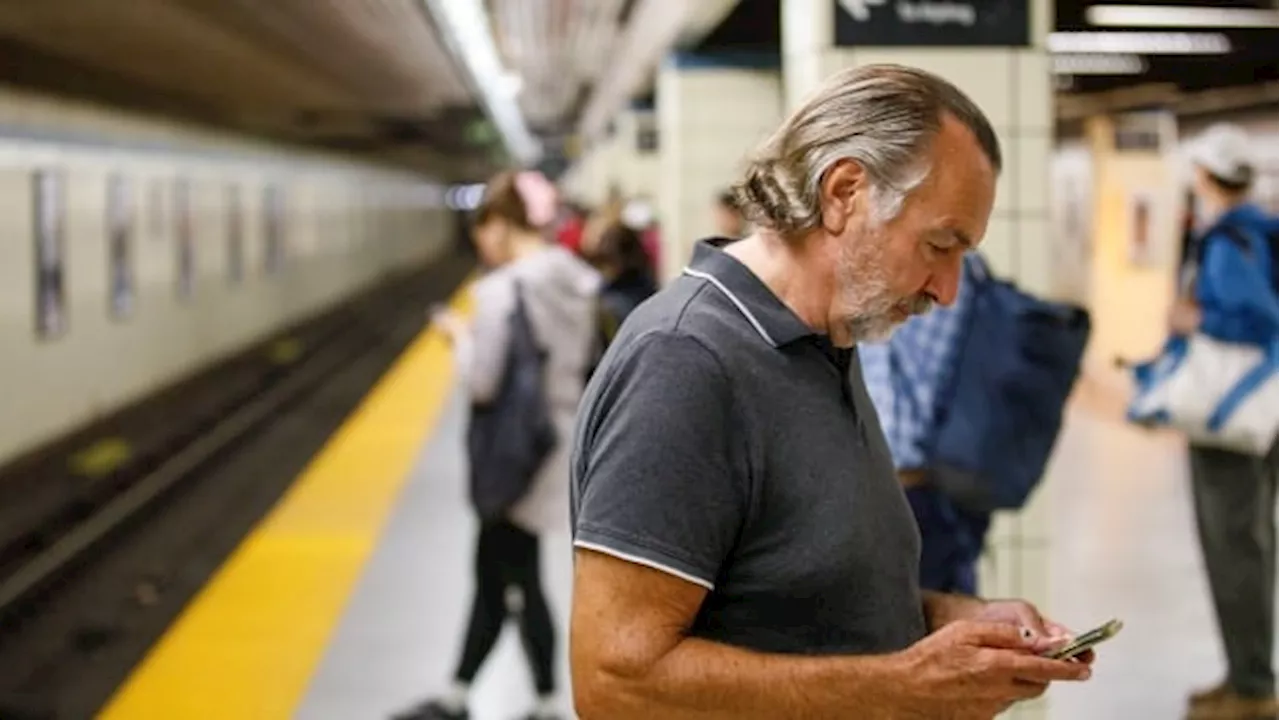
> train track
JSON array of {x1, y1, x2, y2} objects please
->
[{"x1": 0, "y1": 257, "x2": 471, "y2": 720}]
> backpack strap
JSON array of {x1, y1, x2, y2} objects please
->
[
  {"x1": 1195, "y1": 220, "x2": 1279, "y2": 296},
  {"x1": 1208, "y1": 221, "x2": 1280, "y2": 294}
]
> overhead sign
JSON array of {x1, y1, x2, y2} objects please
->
[{"x1": 835, "y1": 0, "x2": 1030, "y2": 47}]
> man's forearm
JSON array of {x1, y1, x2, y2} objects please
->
[
  {"x1": 579, "y1": 636, "x2": 910, "y2": 720},
  {"x1": 922, "y1": 590, "x2": 986, "y2": 631}
]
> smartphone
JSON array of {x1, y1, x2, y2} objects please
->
[{"x1": 1044, "y1": 619, "x2": 1123, "y2": 660}]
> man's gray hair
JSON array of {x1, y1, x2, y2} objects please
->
[{"x1": 733, "y1": 64, "x2": 1001, "y2": 236}]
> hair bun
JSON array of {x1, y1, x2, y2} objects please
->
[{"x1": 514, "y1": 171, "x2": 558, "y2": 228}]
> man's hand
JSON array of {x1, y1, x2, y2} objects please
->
[
  {"x1": 895, "y1": 620, "x2": 1092, "y2": 719},
  {"x1": 973, "y1": 599, "x2": 1095, "y2": 667},
  {"x1": 1168, "y1": 297, "x2": 1202, "y2": 335},
  {"x1": 898, "y1": 470, "x2": 927, "y2": 488},
  {"x1": 922, "y1": 591, "x2": 985, "y2": 630}
]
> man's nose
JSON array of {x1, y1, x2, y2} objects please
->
[{"x1": 925, "y1": 257, "x2": 964, "y2": 307}]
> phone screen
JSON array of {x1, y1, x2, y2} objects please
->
[{"x1": 1045, "y1": 619, "x2": 1123, "y2": 660}]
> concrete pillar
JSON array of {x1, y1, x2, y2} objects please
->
[
  {"x1": 782, "y1": 2, "x2": 1056, "y2": 718},
  {"x1": 1082, "y1": 111, "x2": 1182, "y2": 397},
  {"x1": 655, "y1": 54, "x2": 784, "y2": 282}
]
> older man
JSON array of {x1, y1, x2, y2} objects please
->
[{"x1": 568, "y1": 65, "x2": 1092, "y2": 719}]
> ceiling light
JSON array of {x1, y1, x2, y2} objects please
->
[
  {"x1": 423, "y1": 0, "x2": 541, "y2": 165},
  {"x1": 1086, "y1": 5, "x2": 1278, "y2": 29},
  {"x1": 1052, "y1": 53, "x2": 1148, "y2": 75},
  {"x1": 1048, "y1": 31, "x2": 1232, "y2": 54},
  {"x1": 497, "y1": 71, "x2": 524, "y2": 97}
]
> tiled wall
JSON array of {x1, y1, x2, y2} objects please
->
[
  {"x1": 655, "y1": 62, "x2": 783, "y2": 280},
  {"x1": 561, "y1": 110, "x2": 661, "y2": 208}
]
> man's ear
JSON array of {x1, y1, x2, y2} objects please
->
[{"x1": 819, "y1": 160, "x2": 866, "y2": 236}]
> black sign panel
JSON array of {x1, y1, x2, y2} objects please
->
[{"x1": 834, "y1": 0, "x2": 1029, "y2": 47}]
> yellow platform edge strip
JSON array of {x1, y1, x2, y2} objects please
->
[{"x1": 98, "y1": 285, "x2": 472, "y2": 720}]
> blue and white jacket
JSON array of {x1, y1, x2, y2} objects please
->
[{"x1": 1192, "y1": 203, "x2": 1279, "y2": 359}]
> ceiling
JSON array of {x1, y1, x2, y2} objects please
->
[
  {"x1": 0, "y1": 0, "x2": 737, "y2": 179},
  {"x1": 1054, "y1": 0, "x2": 1278, "y2": 95},
  {"x1": 0, "y1": 0, "x2": 1269, "y2": 180},
  {"x1": 487, "y1": 0, "x2": 630, "y2": 133},
  {"x1": 0, "y1": 0, "x2": 494, "y2": 178}
]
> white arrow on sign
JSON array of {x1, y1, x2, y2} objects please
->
[{"x1": 840, "y1": 0, "x2": 889, "y2": 22}]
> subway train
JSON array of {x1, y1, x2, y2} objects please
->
[{"x1": 0, "y1": 86, "x2": 455, "y2": 468}]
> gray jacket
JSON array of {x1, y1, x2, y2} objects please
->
[{"x1": 458, "y1": 245, "x2": 602, "y2": 533}]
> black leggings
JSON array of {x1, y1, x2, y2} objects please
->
[{"x1": 454, "y1": 520, "x2": 556, "y2": 694}]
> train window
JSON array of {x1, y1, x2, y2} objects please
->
[
  {"x1": 227, "y1": 184, "x2": 244, "y2": 285},
  {"x1": 33, "y1": 168, "x2": 67, "y2": 340},
  {"x1": 107, "y1": 174, "x2": 136, "y2": 321},
  {"x1": 174, "y1": 178, "x2": 194, "y2": 301},
  {"x1": 148, "y1": 177, "x2": 166, "y2": 241},
  {"x1": 264, "y1": 184, "x2": 286, "y2": 276}
]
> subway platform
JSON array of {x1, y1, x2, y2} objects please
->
[{"x1": 97, "y1": 290, "x2": 1235, "y2": 720}]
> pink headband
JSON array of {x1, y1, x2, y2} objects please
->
[{"x1": 513, "y1": 170, "x2": 558, "y2": 228}]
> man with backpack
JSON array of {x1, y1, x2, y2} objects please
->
[
  {"x1": 1173, "y1": 123, "x2": 1279, "y2": 720},
  {"x1": 859, "y1": 252, "x2": 988, "y2": 595},
  {"x1": 860, "y1": 251, "x2": 1090, "y2": 595}
]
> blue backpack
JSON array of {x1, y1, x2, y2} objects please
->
[
  {"x1": 467, "y1": 283, "x2": 557, "y2": 522},
  {"x1": 927, "y1": 256, "x2": 1092, "y2": 514}
]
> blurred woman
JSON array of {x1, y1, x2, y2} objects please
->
[
  {"x1": 396, "y1": 170, "x2": 601, "y2": 720},
  {"x1": 583, "y1": 220, "x2": 658, "y2": 353}
]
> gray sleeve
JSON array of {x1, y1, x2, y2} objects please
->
[
  {"x1": 573, "y1": 331, "x2": 745, "y2": 590},
  {"x1": 463, "y1": 277, "x2": 516, "y2": 404}
]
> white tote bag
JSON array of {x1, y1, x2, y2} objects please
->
[{"x1": 1127, "y1": 334, "x2": 1278, "y2": 455}]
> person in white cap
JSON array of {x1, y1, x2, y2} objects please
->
[{"x1": 1175, "y1": 122, "x2": 1279, "y2": 720}]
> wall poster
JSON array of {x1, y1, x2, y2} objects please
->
[
  {"x1": 174, "y1": 178, "x2": 194, "y2": 300},
  {"x1": 263, "y1": 184, "x2": 285, "y2": 275},
  {"x1": 1128, "y1": 190, "x2": 1157, "y2": 269},
  {"x1": 33, "y1": 169, "x2": 67, "y2": 340},
  {"x1": 635, "y1": 113, "x2": 659, "y2": 154},
  {"x1": 107, "y1": 174, "x2": 136, "y2": 320},
  {"x1": 227, "y1": 184, "x2": 244, "y2": 285}
]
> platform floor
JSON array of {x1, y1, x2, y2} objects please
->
[
  {"x1": 295, "y1": 384, "x2": 1234, "y2": 720},
  {"x1": 102, "y1": 314, "x2": 1248, "y2": 719}
]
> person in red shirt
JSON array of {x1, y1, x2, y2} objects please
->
[{"x1": 555, "y1": 202, "x2": 588, "y2": 256}]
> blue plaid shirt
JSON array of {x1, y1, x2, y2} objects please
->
[{"x1": 859, "y1": 253, "x2": 978, "y2": 470}]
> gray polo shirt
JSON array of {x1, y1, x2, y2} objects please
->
[{"x1": 570, "y1": 238, "x2": 927, "y2": 655}]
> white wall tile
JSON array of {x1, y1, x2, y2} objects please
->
[
  {"x1": 1014, "y1": 133, "x2": 1052, "y2": 214},
  {"x1": 1029, "y1": 0, "x2": 1052, "y2": 49},
  {"x1": 1015, "y1": 51, "x2": 1053, "y2": 132},
  {"x1": 1011, "y1": 213, "x2": 1056, "y2": 297},
  {"x1": 782, "y1": 0, "x2": 835, "y2": 56},
  {"x1": 979, "y1": 214, "x2": 1017, "y2": 276}
]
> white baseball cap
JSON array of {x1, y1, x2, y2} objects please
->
[
  {"x1": 1187, "y1": 123, "x2": 1255, "y2": 186},
  {"x1": 621, "y1": 199, "x2": 654, "y2": 229}
]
